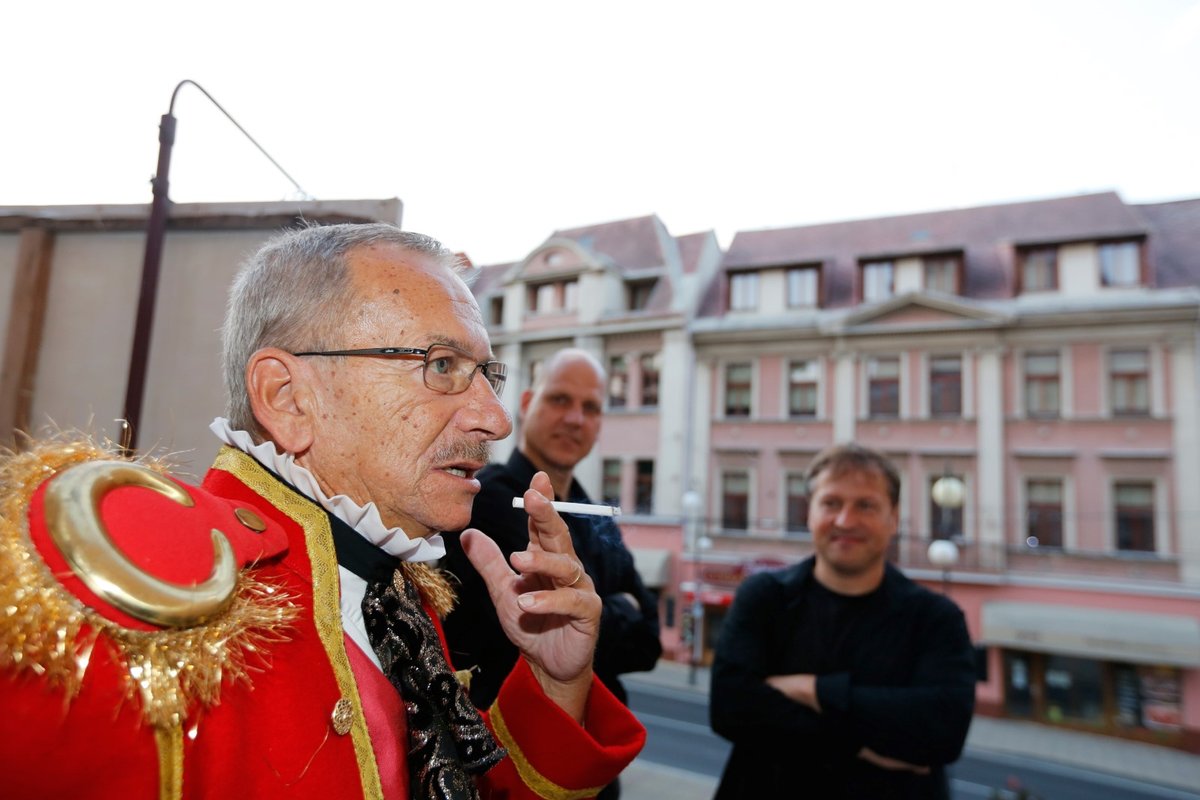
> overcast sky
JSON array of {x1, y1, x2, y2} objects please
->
[{"x1": 4, "y1": 0, "x2": 1198, "y2": 265}]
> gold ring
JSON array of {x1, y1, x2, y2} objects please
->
[{"x1": 566, "y1": 563, "x2": 583, "y2": 587}]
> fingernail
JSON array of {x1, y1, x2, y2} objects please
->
[
  {"x1": 517, "y1": 594, "x2": 535, "y2": 609},
  {"x1": 511, "y1": 552, "x2": 530, "y2": 567}
]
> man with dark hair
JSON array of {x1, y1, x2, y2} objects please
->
[
  {"x1": 710, "y1": 442, "x2": 975, "y2": 799},
  {"x1": 0, "y1": 224, "x2": 643, "y2": 799},
  {"x1": 442, "y1": 348, "x2": 662, "y2": 800}
]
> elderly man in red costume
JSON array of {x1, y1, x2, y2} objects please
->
[{"x1": 0, "y1": 224, "x2": 645, "y2": 799}]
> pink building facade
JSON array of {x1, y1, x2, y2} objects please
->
[{"x1": 467, "y1": 192, "x2": 1200, "y2": 752}]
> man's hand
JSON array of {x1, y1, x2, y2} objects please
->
[
  {"x1": 857, "y1": 747, "x2": 931, "y2": 774},
  {"x1": 766, "y1": 673, "x2": 821, "y2": 712},
  {"x1": 460, "y1": 471, "x2": 599, "y2": 723}
]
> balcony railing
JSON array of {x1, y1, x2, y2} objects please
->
[{"x1": 693, "y1": 523, "x2": 1187, "y2": 588}]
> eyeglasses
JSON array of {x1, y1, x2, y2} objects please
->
[{"x1": 292, "y1": 344, "x2": 507, "y2": 396}]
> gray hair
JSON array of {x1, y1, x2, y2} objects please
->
[{"x1": 221, "y1": 223, "x2": 460, "y2": 438}]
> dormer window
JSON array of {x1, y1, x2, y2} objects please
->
[
  {"x1": 528, "y1": 279, "x2": 579, "y2": 314},
  {"x1": 923, "y1": 255, "x2": 961, "y2": 294},
  {"x1": 729, "y1": 271, "x2": 759, "y2": 311},
  {"x1": 1099, "y1": 241, "x2": 1142, "y2": 287},
  {"x1": 627, "y1": 279, "x2": 657, "y2": 311},
  {"x1": 786, "y1": 266, "x2": 820, "y2": 308},
  {"x1": 862, "y1": 261, "x2": 895, "y2": 303},
  {"x1": 1019, "y1": 247, "x2": 1058, "y2": 292}
]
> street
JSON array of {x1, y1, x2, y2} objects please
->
[{"x1": 625, "y1": 680, "x2": 1200, "y2": 800}]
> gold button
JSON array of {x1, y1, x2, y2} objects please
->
[
  {"x1": 331, "y1": 698, "x2": 353, "y2": 735},
  {"x1": 234, "y1": 507, "x2": 267, "y2": 532}
]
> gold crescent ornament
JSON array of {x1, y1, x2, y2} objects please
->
[{"x1": 43, "y1": 460, "x2": 237, "y2": 627}]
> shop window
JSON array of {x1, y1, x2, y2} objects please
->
[
  {"x1": 1024, "y1": 352, "x2": 1060, "y2": 418},
  {"x1": 785, "y1": 472, "x2": 809, "y2": 534},
  {"x1": 787, "y1": 359, "x2": 818, "y2": 418},
  {"x1": 1044, "y1": 655, "x2": 1104, "y2": 724},
  {"x1": 929, "y1": 355, "x2": 962, "y2": 417},
  {"x1": 607, "y1": 354, "x2": 628, "y2": 409},
  {"x1": 868, "y1": 356, "x2": 900, "y2": 418},
  {"x1": 1109, "y1": 348, "x2": 1150, "y2": 417},
  {"x1": 601, "y1": 459, "x2": 622, "y2": 507},
  {"x1": 1002, "y1": 650, "x2": 1184, "y2": 737},
  {"x1": 639, "y1": 352, "x2": 661, "y2": 408},
  {"x1": 1026, "y1": 479, "x2": 1064, "y2": 548},
  {"x1": 1003, "y1": 652, "x2": 1035, "y2": 717},
  {"x1": 724, "y1": 362, "x2": 753, "y2": 417},
  {"x1": 722, "y1": 470, "x2": 749, "y2": 531},
  {"x1": 1114, "y1": 481, "x2": 1155, "y2": 552},
  {"x1": 635, "y1": 460, "x2": 654, "y2": 514}
]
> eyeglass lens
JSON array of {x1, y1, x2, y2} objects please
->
[{"x1": 424, "y1": 345, "x2": 507, "y2": 395}]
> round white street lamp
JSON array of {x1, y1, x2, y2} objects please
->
[
  {"x1": 929, "y1": 473, "x2": 966, "y2": 594},
  {"x1": 931, "y1": 474, "x2": 967, "y2": 511}
]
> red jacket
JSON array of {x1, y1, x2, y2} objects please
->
[{"x1": 0, "y1": 443, "x2": 645, "y2": 799}]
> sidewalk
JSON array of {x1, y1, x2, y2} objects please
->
[{"x1": 621, "y1": 660, "x2": 1200, "y2": 798}]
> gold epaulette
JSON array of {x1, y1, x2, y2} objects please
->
[{"x1": 0, "y1": 434, "x2": 299, "y2": 730}]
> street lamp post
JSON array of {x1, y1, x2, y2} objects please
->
[
  {"x1": 121, "y1": 80, "x2": 309, "y2": 454},
  {"x1": 681, "y1": 490, "x2": 704, "y2": 685},
  {"x1": 928, "y1": 473, "x2": 966, "y2": 594}
]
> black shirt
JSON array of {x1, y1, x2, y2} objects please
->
[{"x1": 441, "y1": 450, "x2": 662, "y2": 708}]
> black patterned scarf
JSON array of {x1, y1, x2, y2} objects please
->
[{"x1": 362, "y1": 568, "x2": 506, "y2": 800}]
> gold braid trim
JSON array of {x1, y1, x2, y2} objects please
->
[
  {"x1": 0, "y1": 435, "x2": 299, "y2": 730},
  {"x1": 155, "y1": 724, "x2": 184, "y2": 800},
  {"x1": 490, "y1": 703, "x2": 605, "y2": 800},
  {"x1": 211, "y1": 446, "x2": 384, "y2": 800}
]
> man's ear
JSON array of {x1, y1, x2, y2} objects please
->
[
  {"x1": 245, "y1": 348, "x2": 315, "y2": 455},
  {"x1": 518, "y1": 388, "x2": 534, "y2": 422}
]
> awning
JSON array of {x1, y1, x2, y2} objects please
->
[
  {"x1": 631, "y1": 548, "x2": 672, "y2": 589},
  {"x1": 980, "y1": 602, "x2": 1200, "y2": 667}
]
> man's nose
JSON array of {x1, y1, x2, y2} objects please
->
[
  {"x1": 563, "y1": 403, "x2": 585, "y2": 425},
  {"x1": 835, "y1": 506, "x2": 857, "y2": 527},
  {"x1": 461, "y1": 371, "x2": 513, "y2": 440}
]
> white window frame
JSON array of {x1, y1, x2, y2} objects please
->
[
  {"x1": 783, "y1": 357, "x2": 822, "y2": 419},
  {"x1": 860, "y1": 353, "x2": 906, "y2": 419},
  {"x1": 862, "y1": 260, "x2": 895, "y2": 303},
  {"x1": 786, "y1": 266, "x2": 820, "y2": 308},
  {"x1": 729, "y1": 271, "x2": 759, "y2": 311},
  {"x1": 1017, "y1": 474, "x2": 1076, "y2": 551},
  {"x1": 1106, "y1": 476, "x2": 1167, "y2": 555},
  {"x1": 721, "y1": 359, "x2": 756, "y2": 419}
]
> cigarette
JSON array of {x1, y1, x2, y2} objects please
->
[{"x1": 511, "y1": 497, "x2": 622, "y2": 517}]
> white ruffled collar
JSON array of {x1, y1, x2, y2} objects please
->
[{"x1": 209, "y1": 418, "x2": 444, "y2": 563}]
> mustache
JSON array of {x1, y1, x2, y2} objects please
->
[{"x1": 432, "y1": 440, "x2": 492, "y2": 466}]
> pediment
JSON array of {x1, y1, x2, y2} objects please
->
[
  {"x1": 505, "y1": 237, "x2": 607, "y2": 284},
  {"x1": 827, "y1": 292, "x2": 1009, "y2": 333}
]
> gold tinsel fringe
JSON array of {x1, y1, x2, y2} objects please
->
[
  {"x1": 0, "y1": 433, "x2": 299, "y2": 729},
  {"x1": 404, "y1": 561, "x2": 456, "y2": 619}
]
